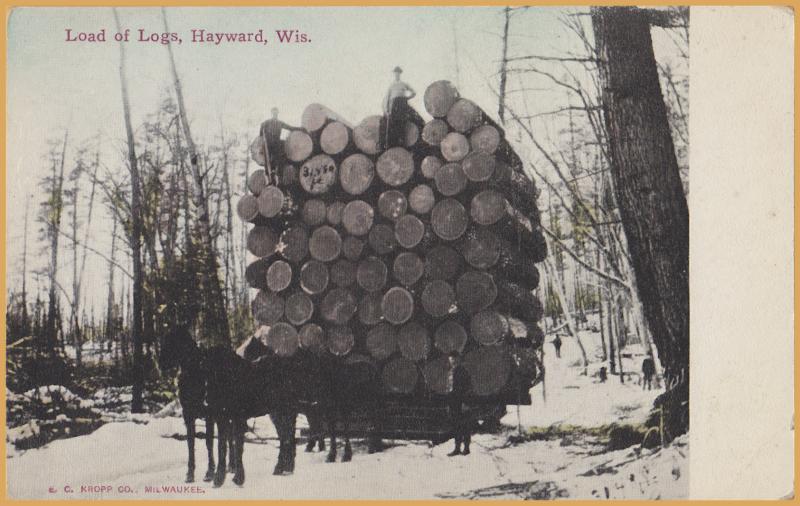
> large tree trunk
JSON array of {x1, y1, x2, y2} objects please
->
[
  {"x1": 113, "y1": 8, "x2": 145, "y2": 413},
  {"x1": 592, "y1": 6, "x2": 690, "y2": 437},
  {"x1": 162, "y1": 8, "x2": 230, "y2": 346}
]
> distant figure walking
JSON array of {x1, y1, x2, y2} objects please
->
[
  {"x1": 552, "y1": 335, "x2": 562, "y2": 359},
  {"x1": 260, "y1": 107, "x2": 297, "y2": 181},
  {"x1": 383, "y1": 66, "x2": 422, "y2": 148},
  {"x1": 446, "y1": 351, "x2": 472, "y2": 456},
  {"x1": 642, "y1": 355, "x2": 656, "y2": 390},
  {"x1": 598, "y1": 366, "x2": 608, "y2": 383}
]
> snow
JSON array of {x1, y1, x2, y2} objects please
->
[{"x1": 6, "y1": 327, "x2": 687, "y2": 499}]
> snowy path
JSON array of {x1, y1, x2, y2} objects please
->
[{"x1": 7, "y1": 328, "x2": 687, "y2": 499}]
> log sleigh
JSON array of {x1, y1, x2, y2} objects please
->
[{"x1": 238, "y1": 80, "x2": 546, "y2": 401}]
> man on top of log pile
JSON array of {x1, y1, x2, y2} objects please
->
[
  {"x1": 260, "y1": 107, "x2": 298, "y2": 181},
  {"x1": 446, "y1": 351, "x2": 472, "y2": 457},
  {"x1": 382, "y1": 66, "x2": 424, "y2": 148}
]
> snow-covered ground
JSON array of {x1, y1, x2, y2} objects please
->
[{"x1": 7, "y1": 328, "x2": 688, "y2": 500}]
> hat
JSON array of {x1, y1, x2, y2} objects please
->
[{"x1": 393, "y1": 66, "x2": 403, "y2": 73}]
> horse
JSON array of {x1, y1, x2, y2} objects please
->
[
  {"x1": 162, "y1": 327, "x2": 320, "y2": 486},
  {"x1": 157, "y1": 328, "x2": 219, "y2": 484},
  {"x1": 238, "y1": 336, "x2": 327, "y2": 454}
]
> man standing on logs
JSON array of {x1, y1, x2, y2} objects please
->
[
  {"x1": 446, "y1": 351, "x2": 471, "y2": 456},
  {"x1": 260, "y1": 107, "x2": 297, "y2": 182},
  {"x1": 383, "y1": 66, "x2": 423, "y2": 149}
]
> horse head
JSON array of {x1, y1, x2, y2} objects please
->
[{"x1": 159, "y1": 324, "x2": 195, "y2": 373}]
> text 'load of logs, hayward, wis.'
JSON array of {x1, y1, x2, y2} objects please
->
[{"x1": 238, "y1": 80, "x2": 547, "y2": 399}]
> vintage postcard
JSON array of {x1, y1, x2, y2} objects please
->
[{"x1": 3, "y1": 5, "x2": 794, "y2": 500}]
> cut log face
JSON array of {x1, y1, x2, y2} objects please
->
[
  {"x1": 395, "y1": 215, "x2": 425, "y2": 249},
  {"x1": 469, "y1": 124, "x2": 502, "y2": 155},
  {"x1": 340, "y1": 154, "x2": 375, "y2": 196},
  {"x1": 447, "y1": 98, "x2": 483, "y2": 133},
  {"x1": 342, "y1": 236, "x2": 365, "y2": 260},
  {"x1": 434, "y1": 162, "x2": 468, "y2": 197},
  {"x1": 408, "y1": 184, "x2": 435, "y2": 214},
  {"x1": 440, "y1": 132, "x2": 470, "y2": 162},
  {"x1": 326, "y1": 325, "x2": 355, "y2": 356},
  {"x1": 237, "y1": 195, "x2": 260, "y2": 222},
  {"x1": 393, "y1": 251, "x2": 424, "y2": 287},
  {"x1": 470, "y1": 189, "x2": 508, "y2": 226},
  {"x1": 266, "y1": 260, "x2": 293, "y2": 292},
  {"x1": 460, "y1": 227, "x2": 501, "y2": 269},
  {"x1": 421, "y1": 155, "x2": 443, "y2": 179},
  {"x1": 382, "y1": 358, "x2": 419, "y2": 394},
  {"x1": 353, "y1": 115, "x2": 382, "y2": 155},
  {"x1": 382, "y1": 286, "x2": 415, "y2": 325},
  {"x1": 421, "y1": 280, "x2": 456, "y2": 318},
  {"x1": 320, "y1": 288, "x2": 357, "y2": 324},
  {"x1": 404, "y1": 122, "x2": 420, "y2": 147},
  {"x1": 299, "y1": 260, "x2": 330, "y2": 295},
  {"x1": 285, "y1": 292, "x2": 314, "y2": 326},
  {"x1": 422, "y1": 357, "x2": 451, "y2": 394},
  {"x1": 462, "y1": 152, "x2": 497, "y2": 183},
  {"x1": 286, "y1": 130, "x2": 314, "y2": 162},
  {"x1": 299, "y1": 323, "x2": 325, "y2": 353},
  {"x1": 366, "y1": 323, "x2": 397, "y2": 360},
  {"x1": 277, "y1": 226, "x2": 309, "y2": 264},
  {"x1": 309, "y1": 225, "x2": 342, "y2": 262},
  {"x1": 302, "y1": 199, "x2": 327, "y2": 226},
  {"x1": 464, "y1": 346, "x2": 511, "y2": 396},
  {"x1": 258, "y1": 185, "x2": 286, "y2": 218},
  {"x1": 299, "y1": 154, "x2": 338, "y2": 195},
  {"x1": 376, "y1": 147, "x2": 414, "y2": 186},
  {"x1": 423, "y1": 245, "x2": 463, "y2": 281},
  {"x1": 470, "y1": 310, "x2": 509, "y2": 345},
  {"x1": 330, "y1": 258, "x2": 356, "y2": 288},
  {"x1": 434, "y1": 320, "x2": 468, "y2": 354},
  {"x1": 422, "y1": 119, "x2": 449, "y2": 146},
  {"x1": 326, "y1": 201, "x2": 346, "y2": 226},
  {"x1": 368, "y1": 223, "x2": 398, "y2": 255},
  {"x1": 378, "y1": 190, "x2": 408, "y2": 221},
  {"x1": 252, "y1": 290, "x2": 284, "y2": 325},
  {"x1": 342, "y1": 200, "x2": 375, "y2": 236},
  {"x1": 431, "y1": 199, "x2": 468, "y2": 241},
  {"x1": 266, "y1": 322, "x2": 299, "y2": 357},
  {"x1": 250, "y1": 137, "x2": 266, "y2": 167},
  {"x1": 424, "y1": 80, "x2": 459, "y2": 118},
  {"x1": 358, "y1": 295, "x2": 384, "y2": 325},
  {"x1": 302, "y1": 103, "x2": 350, "y2": 132},
  {"x1": 320, "y1": 121, "x2": 351, "y2": 155},
  {"x1": 397, "y1": 320, "x2": 431, "y2": 361},
  {"x1": 245, "y1": 259, "x2": 269, "y2": 290},
  {"x1": 357, "y1": 256, "x2": 389, "y2": 292},
  {"x1": 456, "y1": 271, "x2": 498, "y2": 314},
  {"x1": 248, "y1": 169, "x2": 268, "y2": 195},
  {"x1": 496, "y1": 278, "x2": 544, "y2": 321},
  {"x1": 247, "y1": 226, "x2": 278, "y2": 258}
]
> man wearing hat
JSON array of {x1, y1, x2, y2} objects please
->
[
  {"x1": 383, "y1": 66, "x2": 421, "y2": 149},
  {"x1": 445, "y1": 350, "x2": 472, "y2": 456},
  {"x1": 259, "y1": 107, "x2": 297, "y2": 182}
]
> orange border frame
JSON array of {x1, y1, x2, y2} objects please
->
[{"x1": 0, "y1": 2, "x2": 796, "y2": 505}]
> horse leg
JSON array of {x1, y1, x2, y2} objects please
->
[
  {"x1": 232, "y1": 419, "x2": 246, "y2": 486},
  {"x1": 271, "y1": 413, "x2": 286, "y2": 476},
  {"x1": 287, "y1": 412, "x2": 297, "y2": 473},
  {"x1": 203, "y1": 415, "x2": 215, "y2": 482},
  {"x1": 227, "y1": 427, "x2": 237, "y2": 473},
  {"x1": 326, "y1": 408, "x2": 337, "y2": 463},
  {"x1": 184, "y1": 414, "x2": 196, "y2": 483},
  {"x1": 213, "y1": 418, "x2": 228, "y2": 488},
  {"x1": 305, "y1": 409, "x2": 317, "y2": 452},
  {"x1": 342, "y1": 411, "x2": 352, "y2": 462}
]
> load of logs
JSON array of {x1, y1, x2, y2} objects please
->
[{"x1": 237, "y1": 81, "x2": 546, "y2": 400}]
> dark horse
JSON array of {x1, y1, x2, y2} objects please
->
[
  {"x1": 161, "y1": 327, "x2": 315, "y2": 487},
  {"x1": 158, "y1": 328, "x2": 218, "y2": 483},
  {"x1": 239, "y1": 337, "x2": 384, "y2": 463}
]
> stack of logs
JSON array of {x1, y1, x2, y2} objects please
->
[{"x1": 237, "y1": 81, "x2": 546, "y2": 400}]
